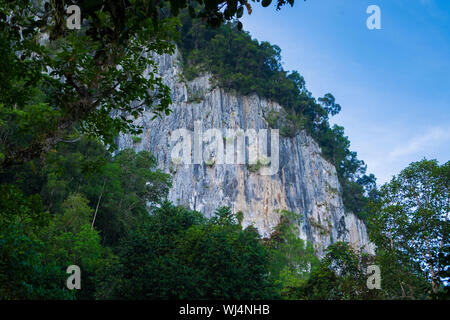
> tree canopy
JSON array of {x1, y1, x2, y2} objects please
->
[
  {"x1": 0, "y1": 0, "x2": 295, "y2": 167},
  {"x1": 369, "y1": 159, "x2": 449, "y2": 297}
]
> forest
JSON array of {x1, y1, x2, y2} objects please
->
[{"x1": 0, "y1": 1, "x2": 448, "y2": 300}]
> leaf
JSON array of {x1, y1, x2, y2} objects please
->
[
  {"x1": 188, "y1": 6, "x2": 196, "y2": 18},
  {"x1": 237, "y1": 21, "x2": 243, "y2": 31},
  {"x1": 236, "y1": 6, "x2": 244, "y2": 19},
  {"x1": 245, "y1": 3, "x2": 253, "y2": 15},
  {"x1": 261, "y1": 0, "x2": 272, "y2": 8}
]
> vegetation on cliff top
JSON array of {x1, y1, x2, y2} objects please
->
[{"x1": 176, "y1": 13, "x2": 377, "y2": 219}]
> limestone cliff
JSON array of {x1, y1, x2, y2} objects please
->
[{"x1": 117, "y1": 51, "x2": 374, "y2": 257}]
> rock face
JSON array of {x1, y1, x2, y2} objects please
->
[{"x1": 117, "y1": 50, "x2": 374, "y2": 257}]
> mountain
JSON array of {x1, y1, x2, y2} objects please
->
[{"x1": 116, "y1": 50, "x2": 374, "y2": 257}]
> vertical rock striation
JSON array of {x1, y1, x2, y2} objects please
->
[{"x1": 117, "y1": 50, "x2": 374, "y2": 257}]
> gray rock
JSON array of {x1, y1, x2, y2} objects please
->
[{"x1": 117, "y1": 50, "x2": 375, "y2": 257}]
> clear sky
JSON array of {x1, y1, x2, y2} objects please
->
[{"x1": 241, "y1": 0, "x2": 450, "y2": 184}]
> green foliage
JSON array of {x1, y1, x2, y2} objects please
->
[
  {"x1": 372, "y1": 248, "x2": 430, "y2": 300},
  {"x1": 247, "y1": 160, "x2": 263, "y2": 172},
  {"x1": 39, "y1": 194, "x2": 115, "y2": 300},
  {"x1": 1, "y1": 139, "x2": 445, "y2": 300},
  {"x1": 98, "y1": 204, "x2": 278, "y2": 299},
  {"x1": 186, "y1": 87, "x2": 205, "y2": 103},
  {"x1": 315, "y1": 126, "x2": 377, "y2": 218},
  {"x1": 132, "y1": 135, "x2": 142, "y2": 144},
  {"x1": 264, "y1": 210, "x2": 318, "y2": 298},
  {"x1": 0, "y1": 0, "x2": 294, "y2": 167},
  {"x1": 53, "y1": 193, "x2": 94, "y2": 233},
  {"x1": 369, "y1": 159, "x2": 449, "y2": 298},
  {"x1": 292, "y1": 242, "x2": 380, "y2": 300},
  {"x1": 205, "y1": 158, "x2": 215, "y2": 167},
  {"x1": 0, "y1": 1, "x2": 182, "y2": 166},
  {"x1": 35, "y1": 139, "x2": 172, "y2": 246},
  {"x1": 0, "y1": 184, "x2": 50, "y2": 235},
  {"x1": 0, "y1": 185, "x2": 74, "y2": 299},
  {"x1": 280, "y1": 123, "x2": 297, "y2": 138},
  {"x1": 436, "y1": 243, "x2": 450, "y2": 299},
  {"x1": 265, "y1": 110, "x2": 281, "y2": 129},
  {"x1": 178, "y1": 15, "x2": 311, "y2": 113},
  {"x1": 0, "y1": 139, "x2": 171, "y2": 299}
]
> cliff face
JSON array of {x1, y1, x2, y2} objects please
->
[{"x1": 117, "y1": 51, "x2": 374, "y2": 257}]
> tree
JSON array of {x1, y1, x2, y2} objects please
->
[
  {"x1": 318, "y1": 93, "x2": 341, "y2": 117},
  {"x1": 36, "y1": 139, "x2": 172, "y2": 246},
  {"x1": 436, "y1": 243, "x2": 450, "y2": 299},
  {"x1": 0, "y1": 185, "x2": 74, "y2": 299},
  {"x1": 371, "y1": 247, "x2": 429, "y2": 300},
  {"x1": 39, "y1": 193, "x2": 116, "y2": 299},
  {"x1": 98, "y1": 203, "x2": 278, "y2": 299},
  {"x1": 0, "y1": 138, "x2": 173, "y2": 299},
  {"x1": 369, "y1": 159, "x2": 449, "y2": 296},
  {"x1": 264, "y1": 210, "x2": 318, "y2": 298},
  {"x1": 292, "y1": 242, "x2": 380, "y2": 300}
]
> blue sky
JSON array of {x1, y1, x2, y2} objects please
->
[{"x1": 241, "y1": 0, "x2": 450, "y2": 184}]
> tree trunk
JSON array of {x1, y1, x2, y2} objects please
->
[{"x1": 92, "y1": 178, "x2": 107, "y2": 229}]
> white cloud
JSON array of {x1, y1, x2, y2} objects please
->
[
  {"x1": 389, "y1": 126, "x2": 450, "y2": 159},
  {"x1": 358, "y1": 126, "x2": 450, "y2": 185}
]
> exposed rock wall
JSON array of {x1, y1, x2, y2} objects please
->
[{"x1": 117, "y1": 51, "x2": 374, "y2": 257}]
